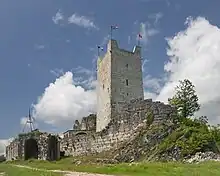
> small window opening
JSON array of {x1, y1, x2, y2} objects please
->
[
  {"x1": 127, "y1": 93, "x2": 129, "y2": 96},
  {"x1": 126, "y1": 64, "x2": 128, "y2": 68},
  {"x1": 103, "y1": 84, "x2": 104, "y2": 89},
  {"x1": 126, "y1": 79, "x2": 128, "y2": 86}
]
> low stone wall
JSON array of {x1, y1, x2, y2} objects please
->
[{"x1": 61, "y1": 99, "x2": 176, "y2": 156}]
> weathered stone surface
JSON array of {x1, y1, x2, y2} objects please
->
[
  {"x1": 184, "y1": 152, "x2": 220, "y2": 163},
  {"x1": 60, "y1": 98, "x2": 176, "y2": 158},
  {"x1": 6, "y1": 130, "x2": 60, "y2": 161}
]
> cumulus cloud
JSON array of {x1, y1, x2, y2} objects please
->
[
  {"x1": 156, "y1": 16, "x2": 220, "y2": 124},
  {"x1": 68, "y1": 13, "x2": 98, "y2": 30},
  {"x1": 52, "y1": 10, "x2": 64, "y2": 25},
  {"x1": 33, "y1": 72, "x2": 96, "y2": 127}
]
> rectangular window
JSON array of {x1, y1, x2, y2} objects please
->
[
  {"x1": 126, "y1": 79, "x2": 128, "y2": 86},
  {"x1": 126, "y1": 64, "x2": 128, "y2": 68}
]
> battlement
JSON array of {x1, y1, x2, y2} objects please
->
[
  {"x1": 107, "y1": 39, "x2": 141, "y2": 55},
  {"x1": 98, "y1": 40, "x2": 141, "y2": 68}
]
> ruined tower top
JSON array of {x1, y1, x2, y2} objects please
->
[{"x1": 96, "y1": 39, "x2": 144, "y2": 132}]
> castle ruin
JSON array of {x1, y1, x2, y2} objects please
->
[
  {"x1": 6, "y1": 130, "x2": 60, "y2": 161},
  {"x1": 60, "y1": 40, "x2": 176, "y2": 157},
  {"x1": 6, "y1": 39, "x2": 176, "y2": 160}
]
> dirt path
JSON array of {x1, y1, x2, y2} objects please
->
[{"x1": 12, "y1": 164, "x2": 115, "y2": 176}]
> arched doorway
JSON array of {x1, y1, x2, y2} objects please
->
[
  {"x1": 24, "y1": 138, "x2": 38, "y2": 160},
  {"x1": 47, "y1": 135, "x2": 58, "y2": 161}
]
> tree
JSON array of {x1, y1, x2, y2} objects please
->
[{"x1": 168, "y1": 79, "x2": 200, "y2": 118}]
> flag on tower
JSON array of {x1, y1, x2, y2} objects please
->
[
  {"x1": 137, "y1": 33, "x2": 142, "y2": 46},
  {"x1": 97, "y1": 45, "x2": 104, "y2": 57},
  {"x1": 138, "y1": 33, "x2": 142, "y2": 39},
  {"x1": 110, "y1": 25, "x2": 119, "y2": 39},
  {"x1": 98, "y1": 45, "x2": 104, "y2": 51},
  {"x1": 111, "y1": 25, "x2": 119, "y2": 30}
]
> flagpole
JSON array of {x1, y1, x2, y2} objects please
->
[
  {"x1": 97, "y1": 46, "x2": 100, "y2": 57},
  {"x1": 138, "y1": 38, "x2": 140, "y2": 46},
  {"x1": 110, "y1": 26, "x2": 113, "y2": 40}
]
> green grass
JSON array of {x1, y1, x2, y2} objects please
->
[
  {"x1": 0, "y1": 163, "x2": 62, "y2": 176},
  {"x1": 6, "y1": 158, "x2": 220, "y2": 176}
]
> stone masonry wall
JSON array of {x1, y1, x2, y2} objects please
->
[
  {"x1": 96, "y1": 39, "x2": 144, "y2": 132},
  {"x1": 60, "y1": 98, "x2": 176, "y2": 156},
  {"x1": 96, "y1": 40, "x2": 112, "y2": 132},
  {"x1": 6, "y1": 131, "x2": 60, "y2": 161}
]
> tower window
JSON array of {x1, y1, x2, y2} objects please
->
[
  {"x1": 127, "y1": 93, "x2": 129, "y2": 96},
  {"x1": 126, "y1": 79, "x2": 128, "y2": 86},
  {"x1": 126, "y1": 64, "x2": 128, "y2": 68},
  {"x1": 103, "y1": 84, "x2": 104, "y2": 89}
]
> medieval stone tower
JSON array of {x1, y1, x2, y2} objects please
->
[{"x1": 96, "y1": 39, "x2": 144, "y2": 132}]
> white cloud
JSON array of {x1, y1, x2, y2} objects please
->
[
  {"x1": 71, "y1": 66, "x2": 97, "y2": 89},
  {"x1": 0, "y1": 138, "x2": 14, "y2": 155},
  {"x1": 144, "y1": 75, "x2": 162, "y2": 93},
  {"x1": 148, "y1": 12, "x2": 163, "y2": 24},
  {"x1": 35, "y1": 44, "x2": 45, "y2": 50},
  {"x1": 68, "y1": 13, "x2": 98, "y2": 30},
  {"x1": 156, "y1": 16, "x2": 220, "y2": 124},
  {"x1": 50, "y1": 68, "x2": 64, "y2": 77},
  {"x1": 52, "y1": 10, "x2": 64, "y2": 25},
  {"x1": 139, "y1": 22, "x2": 159, "y2": 44},
  {"x1": 33, "y1": 72, "x2": 96, "y2": 127}
]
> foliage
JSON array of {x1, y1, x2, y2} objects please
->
[
  {"x1": 158, "y1": 117, "x2": 219, "y2": 157},
  {"x1": 146, "y1": 110, "x2": 154, "y2": 126},
  {"x1": 168, "y1": 79, "x2": 200, "y2": 119},
  {"x1": 210, "y1": 124, "x2": 220, "y2": 148},
  {"x1": 18, "y1": 129, "x2": 42, "y2": 139}
]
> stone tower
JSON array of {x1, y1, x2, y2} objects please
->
[{"x1": 96, "y1": 39, "x2": 144, "y2": 132}]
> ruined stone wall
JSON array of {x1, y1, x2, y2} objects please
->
[
  {"x1": 61, "y1": 99, "x2": 176, "y2": 156},
  {"x1": 6, "y1": 139, "x2": 19, "y2": 161},
  {"x1": 96, "y1": 39, "x2": 144, "y2": 132},
  {"x1": 73, "y1": 114, "x2": 96, "y2": 131},
  {"x1": 6, "y1": 131, "x2": 60, "y2": 161},
  {"x1": 96, "y1": 41, "x2": 112, "y2": 132}
]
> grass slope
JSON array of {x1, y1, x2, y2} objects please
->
[
  {"x1": 0, "y1": 163, "x2": 61, "y2": 176},
  {"x1": 7, "y1": 159, "x2": 220, "y2": 176}
]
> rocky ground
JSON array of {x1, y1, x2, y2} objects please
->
[{"x1": 184, "y1": 152, "x2": 220, "y2": 163}]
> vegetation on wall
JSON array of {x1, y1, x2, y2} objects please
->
[
  {"x1": 18, "y1": 129, "x2": 42, "y2": 139},
  {"x1": 158, "y1": 79, "x2": 220, "y2": 157}
]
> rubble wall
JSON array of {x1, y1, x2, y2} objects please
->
[
  {"x1": 61, "y1": 99, "x2": 176, "y2": 156},
  {"x1": 6, "y1": 131, "x2": 60, "y2": 161}
]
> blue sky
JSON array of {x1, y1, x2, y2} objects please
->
[{"x1": 1, "y1": 0, "x2": 220, "y2": 153}]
